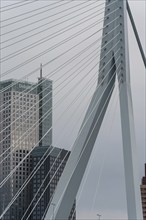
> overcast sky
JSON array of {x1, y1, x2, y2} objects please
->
[{"x1": 1, "y1": 0, "x2": 146, "y2": 219}]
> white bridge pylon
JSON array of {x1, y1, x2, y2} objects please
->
[{"x1": 45, "y1": 1, "x2": 143, "y2": 219}]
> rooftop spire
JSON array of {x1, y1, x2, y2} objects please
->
[{"x1": 40, "y1": 63, "x2": 43, "y2": 79}]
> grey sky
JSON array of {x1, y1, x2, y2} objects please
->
[{"x1": 0, "y1": 0, "x2": 146, "y2": 219}]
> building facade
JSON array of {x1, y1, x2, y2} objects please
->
[
  {"x1": 141, "y1": 164, "x2": 146, "y2": 220},
  {"x1": 0, "y1": 78, "x2": 75, "y2": 220},
  {"x1": 0, "y1": 80, "x2": 39, "y2": 219},
  {"x1": 27, "y1": 146, "x2": 76, "y2": 220},
  {"x1": 0, "y1": 78, "x2": 52, "y2": 220}
]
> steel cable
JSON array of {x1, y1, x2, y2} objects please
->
[
  {"x1": 25, "y1": 64, "x2": 122, "y2": 220},
  {"x1": 0, "y1": 41, "x2": 121, "y2": 164},
  {"x1": 0, "y1": 44, "x2": 121, "y2": 188},
  {"x1": 1, "y1": 1, "x2": 68, "y2": 26},
  {"x1": 1, "y1": 2, "x2": 102, "y2": 49},
  {"x1": 1, "y1": 0, "x2": 65, "y2": 22},
  {"x1": 1, "y1": 8, "x2": 119, "y2": 62},
  {"x1": 1, "y1": 14, "x2": 120, "y2": 78},
  {"x1": 0, "y1": 28, "x2": 119, "y2": 131},
  {"x1": 0, "y1": 0, "x2": 37, "y2": 12}
]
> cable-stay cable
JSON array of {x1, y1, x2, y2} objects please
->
[
  {"x1": 48, "y1": 60, "x2": 122, "y2": 213},
  {"x1": 0, "y1": 30, "x2": 120, "y2": 139},
  {"x1": 1, "y1": 37, "x2": 122, "y2": 219},
  {"x1": 24, "y1": 150, "x2": 70, "y2": 220},
  {"x1": 1, "y1": 0, "x2": 65, "y2": 23},
  {"x1": 1, "y1": 0, "x2": 139, "y2": 218},
  {"x1": 1, "y1": 1, "x2": 70, "y2": 28},
  {"x1": 0, "y1": 1, "x2": 132, "y2": 218},
  {"x1": 0, "y1": 7, "x2": 119, "y2": 62},
  {"x1": 0, "y1": 30, "x2": 120, "y2": 150},
  {"x1": 0, "y1": 20, "x2": 119, "y2": 111},
  {"x1": 0, "y1": 36, "x2": 101, "y2": 114},
  {"x1": 47, "y1": 65, "x2": 122, "y2": 220},
  {"x1": 1, "y1": 146, "x2": 59, "y2": 218},
  {"x1": 0, "y1": 50, "x2": 103, "y2": 166},
  {"x1": 0, "y1": 48, "x2": 121, "y2": 218},
  {"x1": 1, "y1": 60, "x2": 100, "y2": 219},
  {"x1": 21, "y1": 60, "x2": 121, "y2": 220},
  {"x1": 0, "y1": 40, "x2": 120, "y2": 163},
  {"x1": 69, "y1": 78, "x2": 122, "y2": 220},
  {"x1": 23, "y1": 64, "x2": 122, "y2": 220},
  {"x1": 70, "y1": 77, "x2": 122, "y2": 220},
  {"x1": 0, "y1": 21, "x2": 119, "y2": 100},
  {"x1": 2, "y1": 30, "x2": 120, "y2": 151},
  {"x1": 2, "y1": 71, "x2": 97, "y2": 219},
  {"x1": 90, "y1": 83, "x2": 122, "y2": 214},
  {"x1": 0, "y1": 67, "x2": 103, "y2": 220},
  {"x1": 0, "y1": 0, "x2": 115, "y2": 38},
  {"x1": 0, "y1": 30, "x2": 100, "y2": 93},
  {"x1": 1, "y1": 15, "x2": 120, "y2": 78},
  {"x1": 22, "y1": 150, "x2": 69, "y2": 220},
  {"x1": 1, "y1": 19, "x2": 120, "y2": 89},
  {"x1": 0, "y1": 30, "x2": 101, "y2": 93},
  {"x1": 0, "y1": 43, "x2": 100, "y2": 132},
  {"x1": 0, "y1": 43, "x2": 121, "y2": 189},
  {"x1": 0, "y1": 43, "x2": 100, "y2": 148},
  {"x1": 0, "y1": 58, "x2": 115, "y2": 172},
  {"x1": 0, "y1": 11, "x2": 104, "y2": 61},
  {"x1": 0, "y1": 1, "x2": 91, "y2": 44},
  {"x1": 54, "y1": 72, "x2": 100, "y2": 149},
  {"x1": 41, "y1": 86, "x2": 94, "y2": 220},
  {"x1": 0, "y1": 1, "x2": 31, "y2": 10},
  {"x1": 0, "y1": 50, "x2": 101, "y2": 166},
  {"x1": 0, "y1": 25, "x2": 101, "y2": 76},
  {"x1": 35, "y1": 62, "x2": 120, "y2": 220},
  {"x1": 0, "y1": 0, "x2": 37, "y2": 12},
  {"x1": 1, "y1": 2, "x2": 102, "y2": 49},
  {"x1": 0, "y1": 58, "x2": 121, "y2": 211},
  {"x1": 36, "y1": 76, "x2": 121, "y2": 220},
  {"x1": 0, "y1": 1, "x2": 93, "y2": 37},
  {"x1": 21, "y1": 149, "x2": 68, "y2": 220},
  {"x1": 0, "y1": 15, "x2": 120, "y2": 162},
  {"x1": 0, "y1": 6, "x2": 118, "y2": 60},
  {"x1": 1, "y1": 25, "x2": 112, "y2": 110}
]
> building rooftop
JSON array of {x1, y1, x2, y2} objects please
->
[
  {"x1": 0, "y1": 78, "x2": 36, "y2": 86},
  {"x1": 0, "y1": 79, "x2": 38, "y2": 94},
  {"x1": 31, "y1": 146, "x2": 70, "y2": 159}
]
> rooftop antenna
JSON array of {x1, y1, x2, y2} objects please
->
[{"x1": 40, "y1": 63, "x2": 43, "y2": 79}]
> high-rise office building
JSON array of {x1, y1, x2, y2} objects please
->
[
  {"x1": 0, "y1": 77, "x2": 52, "y2": 220},
  {"x1": 141, "y1": 164, "x2": 146, "y2": 220},
  {"x1": 0, "y1": 79, "x2": 39, "y2": 220},
  {"x1": 38, "y1": 74, "x2": 52, "y2": 147},
  {"x1": 0, "y1": 77, "x2": 75, "y2": 220},
  {"x1": 27, "y1": 146, "x2": 76, "y2": 220}
]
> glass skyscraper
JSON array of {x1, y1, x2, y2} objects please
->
[
  {"x1": 28, "y1": 146, "x2": 76, "y2": 220},
  {"x1": 0, "y1": 79, "x2": 39, "y2": 220},
  {"x1": 0, "y1": 77, "x2": 75, "y2": 220},
  {"x1": 0, "y1": 77, "x2": 52, "y2": 220}
]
